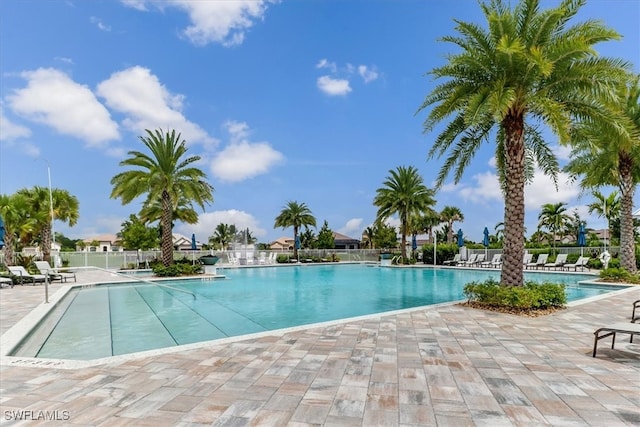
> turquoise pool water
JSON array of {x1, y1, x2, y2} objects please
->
[{"x1": 13, "y1": 265, "x2": 618, "y2": 360}]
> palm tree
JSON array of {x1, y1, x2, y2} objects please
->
[
  {"x1": 373, "y1": 166, "x2": 436, "y2": 260},
  {"x1": 274, "y1": 201, "x2": 316, "y2": 259},
  {"x1": 17, "y1": 186, "x2": 79, "y2": 263},
  {"x1": 0, "y1": 193, "x2": 37, "y2": 265},
  {"x1": 587, "y1": 191, "x2": 620, "y2": 249},
  {"x1": 209, "y1": 223, "x2": 236, "y2": 250},
  {"x1": 537, "y1": 202, "x2": 571, "y2": 252},
  {"x1": 362, "y1": 226, "x2": 376, "y2": 249},
  {"x1": 416, "y1": 0, "x2": 628, "y2": 286},
  {"x1": 111, "y1": 129, "x2": 214, "y2": 266},
  {"x1": 565, "y1": 77, "x2": 640, "y2": 272},
  {"x1": 299, "y1": 227, "x2": 316, "y2": 249},
  {"x1": 440, "y1": 206, "x2": 464, "y2": 244},
  {"x1": 417, "y1": 208, "x2": 441, "y2": 245}
]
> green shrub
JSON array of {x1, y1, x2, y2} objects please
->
[
  {"x1": 599, "y1": 268, "x2": 640, "y2": 284},
  {"x1": 152, "y1": 263, "x2": 202, "y2": 277},
  {"x1": 463, "y1": 279, "x2": 566, "y2": 310}
]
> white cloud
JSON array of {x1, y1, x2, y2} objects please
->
[
  {"x1": 54, "y1": 56, "x2": 74, "y2": 64},
  {"x1": 317, "y1": 75, "x2": 352, "y2": 96},
  {"x1": 316, "y1": 58, "x2": 337, "y2": 73},
  {"x1": 179, "y1": 210, "x2": 267, "y2": 239},
  {"x1": 96, "y1": 66, "x2": 214, "y2": 146},
  {"x1": 552, "y1": 144, "x2": 572, "y2": 161},
  {"x1": 0, "y1": 106, "x2": 32, "y2": 141},
  {"x1": 358, "y1": 65, "x2": 379, "y2": 83},
  {"x1": 524, "y1": 170, "x2": 580, "y2": 210},
  {"x1": 121, "y1": 0, "x2": 277, "y2": 46},
  {"x1": 7, "y1": 68, "x2": 120, "y2": 146},
  {"x1": 458, "y1": 171, "x2": 503, "y2": 203},
  {"x1": 210, "y1": 142, "x2": 284, "y2": 182},
  {"x1": 337, "y1": 218, "x2": 363, "y2": 238},
  {"x1": 90, "y1": 16, "x2": 111, "y2": 31}
]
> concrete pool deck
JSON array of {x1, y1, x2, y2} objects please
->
[{"x1": 0, "y1": 269, "x2": 639, "y2": 426}]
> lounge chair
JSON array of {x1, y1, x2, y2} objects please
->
[
  {"x1": 525, "y1": 253, "x2": 548, "y2": 269},
  {"x1": 522, "y1": 253, "x2": 533, "y2": 267},
  {"x1": 459, "y1": 253, "x2": 478, "y2": 267},
  {"x1": 34, "y1": 261, "x2": 76, "y2": 282},
  {"x1": 481, "y1": 253, "x2": 502, "y2": 268},
  {"x1": 544, "y1": 253, "x2": 568, "y2": 270},
  {"x1": 246, "y1": 251, "x2": 255, "y2": 265},
  {"x1": 472, "y1": 253, "x2": 485, "y2": 266},
  {"x1": 7, "y1": 266, "x2": 46, "y2": 285},
  {"x1": 563, "y1": 256, "x2": 589, "y2": 271},
  {"x1": 0, "y1": 277, "x2": 13, "y2": 288},
  {"x1": 258, "y1": 252, "x2": 267, "y2": 265},
  {"x1": 592, "y1": 322, "x2": 640, "y2": 357},
  {"x1": 443, "y1": 254, "x2": 461, "y2": 266}
]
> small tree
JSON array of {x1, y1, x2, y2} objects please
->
[
  {"x1": 316, "y1": 221, "x2": 335, "y2": 249},
  {"x1": 118, "y1": 214, "x2": 159, "y2": 250}
]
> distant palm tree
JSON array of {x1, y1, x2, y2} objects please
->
[
  {"x1": 566, "y1": 76, "x2": 640, "y2": 272},
  {"x1": 299, "y1": 227, "x2": 316, "y2": 249},
  {"x1": 587, "y1": 191, "x2": 620, "y2": 248},
  {"x1": 274, "y1": 201, "x2": 316, "y2": 259},
  {"x1": 440, "y1": 206, "x2": 464, "y2": 245},
  {"x1": 209, "y1": 223, "x2": 236, "y2": 250},
  {"x1": 374, "y1": 166, "x2": 436, "y2": 260},
  {"x1": 538, "y1": 202, "x2": 571, "y2": 251},
  {"x1": 416, "y1": 0, "x2": 628, "y2": 285},
  {"x1": 111, "y1": 129, "x2": 214, "y2": 266},
  {"x1": 0, "y1": 193, "x2": 37, "y2": 265},
  {"x1": 17, "y1": 186, "x2": 79, "y2": 263},
  {"x1": 362, "y1": 226, "x2": 376, "y2": 249}
]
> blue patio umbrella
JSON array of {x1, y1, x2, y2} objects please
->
[
  {"x1": 456, "y1": 228, "x2": 464, "y2": 247},
  {"x1": 577, "y1": 224, "x2": 586, "y2": 255},
  {"x1": 191, "y1": 233, "x2": 197, "y2": 250},
  {"x1": 0, "y1": 214, "x2": 4, "y2": 249},
  {"x1": 411, "y1": 234, "x2": 417, "y2": 251},
  {"x1": 295, "y1": 235, "x2": 301, "y2": 250},
  {"x1": 482, "y1": 227, "x2": 490, "y2": 247}
]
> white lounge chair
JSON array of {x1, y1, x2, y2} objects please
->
[
  {"x1": 544, "y1": 253, "x2": 568, "y2": 270},
  {"x1": 522, "y1": 253, "x2": 533, "y2": 266},
  {"x1": 7, "y1": 266, "x2": 46, "y2": 285},
  {"x1": 34, "y1": 261, "x2": 76, "y2": 282},
  {"x1": 443, "y1": 254, "x2": 461, "y2": 265},
  {"x1": 258, "y1": 252, "x2": 267, "y2": 265},
  {"x1": 0, "y1": 277, "x2": 13, "y2": 288},
  {"x1": 246, "y1": 251, "x2": 255, "y2": 265},
  {"x1": 563, "y1": 256, "x2": 589, "y2": 271},
  {"x1": 525, "y1": 254, "x2": 548, "y2": 269},
  {"x1": 459, "y1": 253, "x2": 478, "y2": 267},
  {"x1": 481, "y1": 253, "x2": 502, "y2": 268}
]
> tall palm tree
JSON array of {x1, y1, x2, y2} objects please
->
[
  {"x1": 565, "y1": 76, "x2": 640, "y2": 272},
  {"x1": 537, "y1": 202, "x2": 571, "y2": 252},
  {"x1": 440, "y1": 206, "x2": 464, "y2": 244},
  {"x1": 362, "y1": 226, "x2": 376, "y2": 249},
  {"x1": 373, "y1": 166, "x2": 436, "y2": 260},
  {"x1": 274, "y1": 201, "x2": 316, "y2": 259},
  {"x1": 111, "y1": 129, "x2": 214, "y2": 266},
  {"x1": 587, "y1": 191, "x2": 620, "y2": 248},
  {"x1": 416, "y1": 0, "x2": 628, "y2": 286}
]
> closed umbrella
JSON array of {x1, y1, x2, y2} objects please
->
[
  {"x1": 0, "y1": 215, "x2": 5, "y2": 249},
  {"x1": 411, "y1": 234, "x2": 417, "y2": 251},
  {"x1": 577, "y1": 224, "x2": 586, "y2": 256},
  {"x1": 456, "y1": 229, "x2": 464, "y2": 247},
  {"x1": 483, "y1": 227, "x2": 489, "y2": 258},
  {"x1": 191, "y1": 233, "x2": 197, "y2": 250}
]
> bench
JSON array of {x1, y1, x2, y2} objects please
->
[{"x1": 592, "y1": 322, "x2": 640, "y2": 357}]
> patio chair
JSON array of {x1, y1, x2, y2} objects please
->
[
  {"x1": 522, "y1": 253, "x2": 533, "y2": 267},
  {"x1": 525, "y1": 253, "x2": 548, "y2": 269},
  {"x1": 563, "y1": 256, "x2": 589, "y2": 271},
  {"x1": 443, "y1": 254, "x2": 461, "y2": 266},
  {"x1": 481, "y1": 253, "x2": 502, "y2": 268},
  {"x1": 459, "y1": 253, "x2": 478, "y2": 267},
  {"x1": 544, "y1": 253, "x2": 568, "y2": 270},
  {"x1": 0, "y1": 276, "x2": 13, "y2": 288},
  {"x1": 632, "y1": 300, "x2": 640, "y2": 323},
  {"x1": 258, "y1": 252, "x2": 267, "y2": 265},
  {"x1": 592, "y1": 322, "x2": 640, "y2": 357},
  {"x1": 7, "y1": 266, "x2": 46, "y2": 285},
  {"x1": 34, "y1": 260, "x2": 76, "y2": 282}
]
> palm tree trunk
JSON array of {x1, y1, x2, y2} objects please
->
[
  {"x1": 161, "y1": 190, "x2": 173, "y2": 267},
  {"x1": 500, "y1": 115, "x2": 526, "y2": 287},
  {"x1": 293, "y1": 226, "x2": 299, "y2": 259},
  {"x1": 447, "y1": 222, "x2": 453, "y2": 244},
  {"x1": 618, "y1": 153, "x2": 637, "y2": 273},
  {"x1": 3, "y1": 234, "x2": 15, "y2": 266}
]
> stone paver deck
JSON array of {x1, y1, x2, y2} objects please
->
[{"x1": 0, "y1": 269, "x2": 639, "y2": 426}]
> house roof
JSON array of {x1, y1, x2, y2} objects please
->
[
  {"x1": 270, "y1": 236, "x2": 294, "y2": 246},
  {"x1": 332, "y1": 231, "x2": 359, "y2": 242},
  {"x1": 83, "y1": 234, "x2": 119, "y2": 243}
]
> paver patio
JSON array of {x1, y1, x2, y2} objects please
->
[{"x1": 0, "y1": 269, "x2": 638, "y2": 426}]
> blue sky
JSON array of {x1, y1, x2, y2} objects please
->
[{"x1": 1, "y1": 0, "x2": 638, "y2": 244}]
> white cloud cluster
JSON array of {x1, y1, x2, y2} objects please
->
[
  {"x1": 315, "y1": 58, "x2": 379, "y2": 96},
  {"x1": 338, "y1": 218, "x2": 363, "y2": 238},
  {"x1": 120, "y1": 0, "x2": 277, "y2": 46},
  {"x1": 97, "y1": 66, "x2": 214, "y2": 146},
  {"x1": 209, "y1": 120, "x2": 284, "y2": 182},
  {"x1": 0, "y1": 106, "x2": 31, "y2": 141},
  {"x1": 7, "y1": 68, "x2": 120, "y2": 147},
  {"x1": 90, "y1": 16, "x2": 111, "y2": 32}
]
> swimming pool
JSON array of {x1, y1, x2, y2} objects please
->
[{"x1": 11, "y1": 264, "x2": 617, "y2": 360}]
